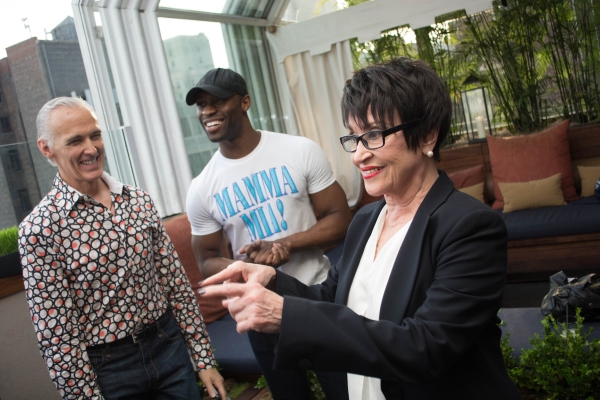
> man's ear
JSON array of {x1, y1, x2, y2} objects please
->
[
  {"x1": 241, "y1": 94, "x2": 251, "y2": 112},
  {"x1": 37, "y1": 139, "x2": 53, "y2": 160}
]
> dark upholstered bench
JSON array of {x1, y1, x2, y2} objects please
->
[
  {"x1": 205, "y1": 314, "x2": 261, "y2": 376},
  {"x1": 498, "y1": 196, "x2": 600, "y2": 241}
]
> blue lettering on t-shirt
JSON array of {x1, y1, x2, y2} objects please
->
[
  {"x1": 240, "y1": 209, "x2": 266, "y2": 240},
  {"x1": 214, "y1": 166, "x2": 295, "y2": 240},
  {"x1": 281, "y1": 166, "x2": 298, "y2": 195},
  {"x1": 233, "y1": 182, "x2": 252, "y2": 211},
  {"x1": 214, "y1": 188, "x2": 236, "y2": 222},
  {"x1": 243, "y1": 177, "x2": 262, "y2": 205}
]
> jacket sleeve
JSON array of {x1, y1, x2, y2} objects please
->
[
  {"x1": 275, "y1": 258, "x2": 340, "y2": 303},
  {"x1": 274, "y1": 208, "x2": 507, "y2": 384}
]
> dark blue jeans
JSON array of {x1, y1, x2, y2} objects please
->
[
  {"x1": 248, "y1": 330, "x2": 348, "y2": 400},
  {"x1": 87, "y1": 313, "x2": 200, "y2": 400}
]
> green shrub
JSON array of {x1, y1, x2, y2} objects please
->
[
  {"x1": 499, "y1": 318, "x2": 519, "y2": 384},
  {"x1": 254, "y1": 375, "x2": 268, "y2": 389},
  {"x1": 307, "y1": 370, "x2": 326, "y2": 400},
  {"x1": 503, "y1": 308, "x2": 600, "y2": 399},
  {"x1": 0, "y1": 226, "x2": 18, "y2": 256}
]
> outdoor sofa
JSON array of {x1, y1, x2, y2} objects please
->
[{"x1": 434, "y1": 121, "x2": 600, "y2": 283}]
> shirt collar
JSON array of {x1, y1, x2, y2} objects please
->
[{"x1": 51, "y1": 171, "x2": 125, "y2": 216}]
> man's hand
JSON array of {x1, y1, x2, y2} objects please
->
[
  {"x1": 198, "y1": 367, "x2": 226, "y2": 399},
  {"x1": 200, "y1": 282, "x2": 283, "y2": 334},
  {"x1": 238, "y1": 239, "x2": 290, "y2": 267},
  {"x1": 200, "y1": 260, "x2": 276, "y2": 288}
]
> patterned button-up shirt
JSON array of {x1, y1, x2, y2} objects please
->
[{"x1": 19, "y1": 172, "x2": 215, "y2": 399}]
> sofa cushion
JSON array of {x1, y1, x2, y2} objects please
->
[
  {"x1": 162, "y1": 214, "x2": 228, "y2": 324},
  {"x1": 577, "y1": 165, "x2": 600, "y2": 197},
  {"x1": 497, "y1": 197, "x2": 600, "y2": 240},
  {"x1": 205, "y1": 314, "x2": 261, "y2": 375},
  {"x1": 499, "y1": 173, "x2": 566, "y2": 213},
  {"x1": 487, "y1": 120, "x2": 578, "y2": 210},
  {"x1": 458, "y1": 183, "x2": 485, "y2": 202},
  {"x1": 448, "y1": 164, "x2": 486, "y2": 202},
  {"x1": 448, "y1": 164, "x2": 485, "y2": 188}
]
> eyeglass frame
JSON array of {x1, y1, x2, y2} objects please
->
[{"x1": 339, "y1": 118, "x2": 423, "y2": 153}]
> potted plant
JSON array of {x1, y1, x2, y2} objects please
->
[{"x1": 0, "y1": 226, "x2": 21, "y2": 279}]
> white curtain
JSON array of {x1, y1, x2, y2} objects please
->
[
  {"x1": 73, "y1": 0, "x2": 192, "y2": 217},
  {"x1": 280, "y1": 41, "x2": 362, "y2": 208}
]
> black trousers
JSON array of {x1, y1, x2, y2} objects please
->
[{"x1": 248, "y1": 330, "x2": 349, "y2": 400}]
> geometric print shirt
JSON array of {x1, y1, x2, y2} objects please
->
[{"x1": 19, "y1": 172, "x2": 215, "y2": 399}]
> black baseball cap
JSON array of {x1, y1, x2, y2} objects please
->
[{"x1": 185, "y1": 68, "x2": 248, "y2": 106}]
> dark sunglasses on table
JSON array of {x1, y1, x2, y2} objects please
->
[{"x1": 339, "y1": 118, "x2": 422, "y2": 153}]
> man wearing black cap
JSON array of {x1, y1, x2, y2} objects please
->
[{"x1": 185, "y1": 68, "x2": 352, "y2": 399}]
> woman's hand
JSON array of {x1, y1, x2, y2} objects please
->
[
  {"x1": 199, "y1": 280, "x2": 283, "y2": 334},
  {"x1": 198, "y1": 367, "x2": 226, "y2": 399},
  {"x1": 200, "y1": 260, "x2": 276, "y2": 289}
]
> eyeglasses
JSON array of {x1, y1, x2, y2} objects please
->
[{"x1": 339, "y1": 119, "x2": 422, "y2": 153}]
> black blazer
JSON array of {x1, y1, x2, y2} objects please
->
[{"x1": 273, "y1": 172, "x2": 521, "y2": 400}]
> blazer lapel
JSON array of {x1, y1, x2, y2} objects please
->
[
  {"x1": 335, "y1": 200, "x2": 385, "y2": 305},
  {"x1": 379, "y1": 171, "x2": 454, "y2": 323}
]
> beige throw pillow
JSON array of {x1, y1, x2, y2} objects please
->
[
  {"x1": 577, "y1": 165, "x2": 600, "y2": 197},
  {"x1": 458, "y1": 182, "x2": 485, "y2": 203},
  {"x1": 499, "y1": 173, "x2": 566, "y2": 213}
]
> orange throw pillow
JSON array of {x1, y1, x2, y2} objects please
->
[
  {"x1": 448, "y1": 164, "x2": 486, "y2": 202},
  {"x1": 448, "y1": 164, "x2": 485, "y2": 189},
  {"x1": 487, "y1": 120, "x2": 577, "y2": 210}
]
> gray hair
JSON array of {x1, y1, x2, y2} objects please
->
[{"x1": 36, "y1": 97, "x2": 97, "y2": 166}]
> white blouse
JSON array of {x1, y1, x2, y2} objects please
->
[{"x1": 346, "y1": 205, "x2": 413, "y2": 400}]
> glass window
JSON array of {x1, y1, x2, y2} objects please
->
[
  {"x1": 158, "y1": 0, "x2": 273, "y2": 18},
  {"x1": 0, "y1": 117, "x2": 11, "y2": 133},
  {"x1": 8, "y1": 150, "x2": 21, "y2": 171},
  {"x1": 281, "y1": 0, "x2": 371, "y2": 24},
  {"x1": 158, "y1": 17, "x2": 284, "y2": 178},
  {"x1": 18, "y1": 189, "x2": 32, "y2": 212}
]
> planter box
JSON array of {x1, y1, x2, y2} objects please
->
[{"x1": 0, "y1": 251, "x2": 22, "y2": 279}]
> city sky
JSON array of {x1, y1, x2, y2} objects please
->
[
  {"x1": 0, "y1": 0, "x2": 74, "y2": 58},
  {"x1": 0, "y1": 0, "x2": 229, "y2": 67}
]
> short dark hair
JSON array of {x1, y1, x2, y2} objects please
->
[{"x1": 341, "y1": 57, "x2": 451, "y2": 160}]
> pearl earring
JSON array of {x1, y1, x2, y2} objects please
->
[{"x1": 426, "y1": 150, "x2": 434, "y2": 158}]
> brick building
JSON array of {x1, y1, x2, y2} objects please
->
[{"x1": 0, "y1": 17, "x2": 90, "y2": 229}]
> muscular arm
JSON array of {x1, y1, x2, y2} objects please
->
[
  {"x1": 192, "y1": 230, "x2": 236, "y2": 278},
  {"x1": 284, "y1": 181, "x2": 352, "y2": 252},
  {"x1": 241, "y1": 182, "x2": 352, "y2": 264}
]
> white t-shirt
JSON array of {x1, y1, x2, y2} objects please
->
[{"x1": 186, "y1": 131, "x2": 336, "y2": 285}]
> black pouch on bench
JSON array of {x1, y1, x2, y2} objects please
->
[{"x1": 541, "y1": 271, "x2": 600, "y2": 320}]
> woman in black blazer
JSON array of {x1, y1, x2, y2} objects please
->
[{"x1": 200, "y1": 57, "x2": 521, "y2": 400}]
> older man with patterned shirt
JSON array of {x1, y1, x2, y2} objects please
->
[{"x1": 19, "y1": 97, "x2": 225, "y2": 399}]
